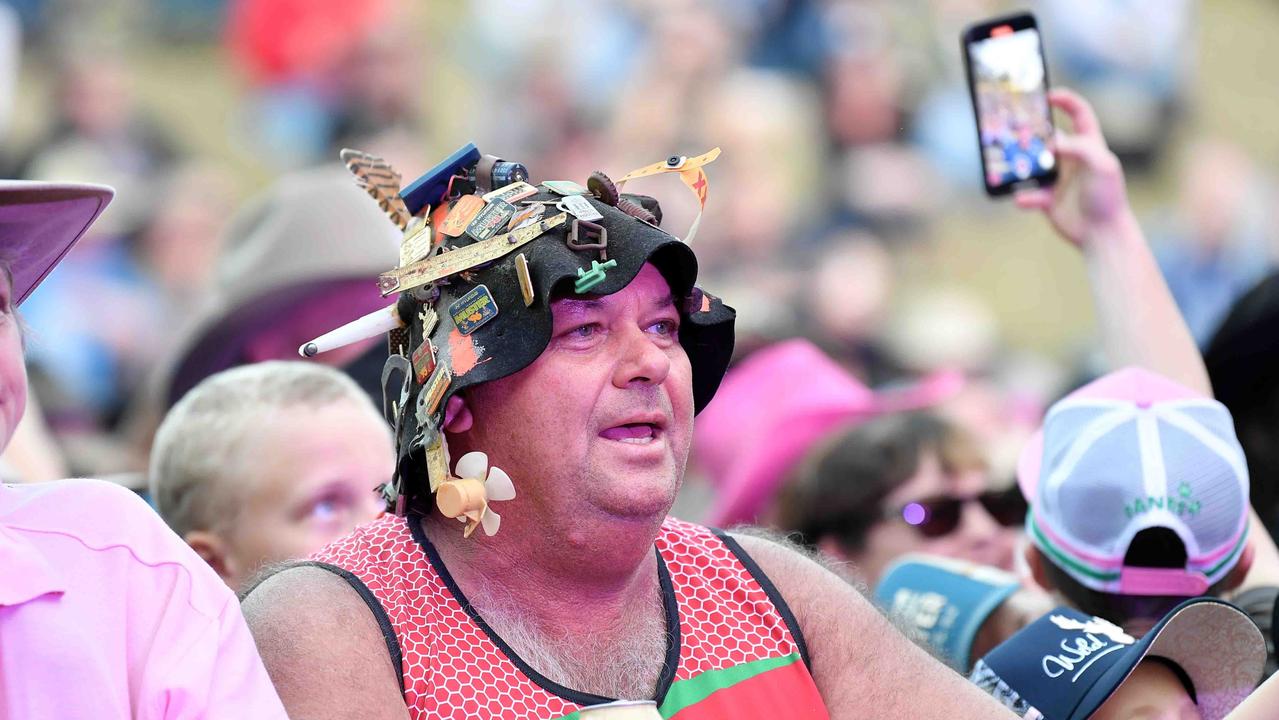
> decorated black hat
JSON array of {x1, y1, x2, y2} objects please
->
[{"x1": 303, "y1": 144, "x2": 734, "y2": 537}]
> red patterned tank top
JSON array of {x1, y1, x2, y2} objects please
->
[{"x1": 310, "y1": 514, "x2": 830, "y2": 719}]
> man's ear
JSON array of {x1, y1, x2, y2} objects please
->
[
  {"x1": 185, "y1": 530, "x2": 238, "y2": 589},
  {"x1": 443, "y1": 394, "x2": 473, "y2": 434},
  {"x1": 1025, "y1": 543, "x2": 1055, "y2": 592},
  {"x1": 1222, "y1": 541, "x2": 1255, "y2": 592}
]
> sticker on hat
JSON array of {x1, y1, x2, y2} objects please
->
[{"x1": 448, "y1": 284, "x2": 499, "y2": 335}]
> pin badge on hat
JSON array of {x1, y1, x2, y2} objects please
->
[
  {"x1": 419, "y1": 307, "x2": 439, "y2": 336},
  {"x1": 482, "y1": 181, "x2": 537, "y2": 204},
  {"x1": 421, "y1": 363, "x2": 453, "y2": 418},
  {"x1": 440, "y1": 195, "x2": 486, "y2": 237},
  {"x1": 399, "y1": 216, "x2": 434, "y2": 267},
  {"x1": 448, "y1": 284, "x2": 499, "y2": 335},
  {"x1": 424, "y1": 433, "x2": 450, "y2": 493},
  {"x1": 515, "y1": 253, "x2": 535, "y2": 306},
  {"x1": 465, "y1": 199, "x2": 516, "y2": 241},
  {"x1": 542, "y1": 180, "x2": 589, "y2": 196},
  {"x1": 559, "y1": 194, "x2": 604, "y2": 222},
  {"x1": 411, "y1": 339, "x2": 438, "y2": 384},
  {"x1": 508, "y1": 201, "x2": 546, "y2": 231}
]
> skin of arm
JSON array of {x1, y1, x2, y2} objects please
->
[
  {"x1": 729, "y1": 531, "x2": 1018, "y2": 719},
  {"x1": 1015, "y1": 88, "x2": 1279, "y2": 593},
  {"x1": 240, "y1": 565, "x2": 411, "y2": 720}
]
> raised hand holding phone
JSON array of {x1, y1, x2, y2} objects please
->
[{"x1": 1013, "y1": 89, "x2": 1132, "y2": 249}]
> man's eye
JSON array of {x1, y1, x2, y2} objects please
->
[
  {"x1": 650, "y1": 319, "x2": 678, "y2": 336},
  {"x1": 570, "y1": 324, "x2": 600, "y2": 338}
]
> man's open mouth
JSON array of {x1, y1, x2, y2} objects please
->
[{"x1": 600, "y1": 422, "x2": 662, "y2": 444}]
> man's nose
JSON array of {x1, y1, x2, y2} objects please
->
[{"x1": 612, "y1": 326, "x2": 671, "y2": 389}]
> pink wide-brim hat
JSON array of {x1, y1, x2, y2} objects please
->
[
  {"x1": 694, "y1": 338, "x2": 964, "y2": 527},
  {"x1": 0, "y1": 181, "x2": 113, "y2": 306}
]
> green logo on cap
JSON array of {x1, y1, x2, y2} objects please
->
[{"x1": 1124, "y1": 482, "x2": 1201, "y2": 520}]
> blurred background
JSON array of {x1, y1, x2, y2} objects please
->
[{"x1": 2, "y1": 0, "x2": 1276, "y2": 497}]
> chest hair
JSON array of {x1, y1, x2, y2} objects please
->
[{"x1": 466, "y1": 583, "x2": 670, "y2": 700}]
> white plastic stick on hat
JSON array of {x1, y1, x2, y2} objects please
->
[{"x1": 298, "y1": 302, "x2": 404, "y2": 357}]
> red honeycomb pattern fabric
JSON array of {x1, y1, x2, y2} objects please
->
[{"x1": 312, "y1": 515, "x2": 806, "y2": 719}]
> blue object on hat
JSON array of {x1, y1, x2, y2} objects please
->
[
  {"x1": 970, "y1": 597, "x2": 1266, "y2": 720},
  {"x1": 400, "y1": 142, "x2": 481, "y2": 215},
  {"x1": 875, "y1": 554, "x2": 1020, "y2": 671}
]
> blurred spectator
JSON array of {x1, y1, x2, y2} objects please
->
[
  {"x1": 799, "y1": 228, "x2": 897, "y2": 381},
  {"x1": 777, "y1": 410, "x2": 1024, "y2": 582},
  {"x1": 0, "y1": 3, "x2": 18, "y2": 141},
  {"x1": 126, "y1": 166, "x2": 402, "y2": 461},
  {"x1": 1036, "y1": 0, "x2": 1194, "y2": 170},
  {"x1": 691, "y1": 338, "x2": 962, "y2": 528},
  {"x1": 11, "y1": 50, "x2": 179, "y2": 236},
  {"x1": 226, "y1": 0, "x2": 423, "y2": 168},
  {"x1": 150, "y1": 361, "x2": 392, "y2": 591},
  {"x1": 1153, "y1": 139, "x2": 1277, "y2": 345},
  {"x1": 0, "y1": 180, "x2": 289, "y2": 719},
  {"x1": 1019, "y1": 368, "x2": 1255, "y2": 632},
  {"x1": 1205, "y1": 271, "x2": 1279, "y2": 538}
]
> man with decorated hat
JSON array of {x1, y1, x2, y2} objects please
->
[{"x1": 242, "y1": 146, "x2": 1015, "y2": 718}]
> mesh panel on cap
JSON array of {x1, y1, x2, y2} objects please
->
[
  {"x1": 1053, "y1": 419, "x2": 1142, "y2": 551},
  {"x1": 1157, "y1": 420, "x2": 1245, "y2": 554},
  {"x1": 1039, "y1": 405, "x2": 1123, "y2": 499},
  {"x1": 1174, "y1": 403, "x2": 1241, "y2": 447}
]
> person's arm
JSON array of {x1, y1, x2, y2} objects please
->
[
  {"x1": 1014, "y1": 88, "x2": 1209, "y2": 395},
  {"x1": 730, "y1": 532, "x2": 1018, "y2": 719},
  {"x1": 240, "y1": 566, "x2": 410, "y2": 720},
  {"x1": 1017, "y1": 88, "x2": 1279, "y2": 593}
]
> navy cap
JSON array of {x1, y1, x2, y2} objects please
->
[{"x1": 970, "y1": 598, "x2": 1265, "y2": 720}]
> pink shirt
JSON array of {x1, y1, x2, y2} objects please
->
[{"x1": 0, "y1": 479, "x2": 288, "y2": 719}]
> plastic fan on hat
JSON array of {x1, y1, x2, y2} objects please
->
[{"x1": 436, "y1": 451, "x2": 516, "y2": 537}]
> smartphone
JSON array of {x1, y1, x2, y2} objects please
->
[{"x1": 962, "y1": 13, "x2": 1057, "y2": 196}]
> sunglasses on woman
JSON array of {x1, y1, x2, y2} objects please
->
[{"x1": 883, "y1": 486, "x2": 1027, "y2": 538}]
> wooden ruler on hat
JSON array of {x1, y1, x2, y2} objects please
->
[{"x1": 378, "y1": 213, "x2": 567, "y2": 295}]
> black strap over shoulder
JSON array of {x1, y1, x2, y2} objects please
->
[
  {"x1": 291, "y1": 561, "x2": 407, "y2": 697},
  {"x1": 710, "y1": 528, "x2": 812, "y2": 671}
]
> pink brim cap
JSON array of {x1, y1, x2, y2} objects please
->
[
  {"x1": 695, "y1": 338, "x2": 964, "y2": 527},
  {"x1": 0, "y1": 181, "x2": 114, "y2": 306},
  {"x1": 1017, "y1": 366, "x2": 1206, "y2": 501}
]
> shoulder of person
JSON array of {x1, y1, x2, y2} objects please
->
[
  {"x1": 725, "y1": 529, "x2": 869, "y2": 618},
  {"x1": 3, "y1": 478, "x2": 230, "y2": 618},
  {"x1": 241, "y1": 563, "x2": 409, "y2": 718}
]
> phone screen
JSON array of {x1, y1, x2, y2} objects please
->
[{"x1": 965, "y1": 18, "x2": 1056, "y2": 195}]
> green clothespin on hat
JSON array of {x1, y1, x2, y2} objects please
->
[{"x1": 575, "y1": 259, "x2": 618, "y2": 294}]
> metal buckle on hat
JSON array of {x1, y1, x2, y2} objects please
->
[{"x1": 566, "y1": 219, "x2": 608, "y2": 261}]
